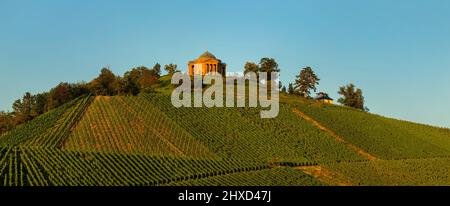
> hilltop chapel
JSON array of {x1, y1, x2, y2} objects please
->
[{"x1": 188, "y1": 51, "x2": 227, "y2": 76}]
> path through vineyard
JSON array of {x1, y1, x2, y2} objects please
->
[{"x1": 292, "y1": 108, "x2": 378, "y2": 161}]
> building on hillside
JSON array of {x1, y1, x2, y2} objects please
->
[
  {"x1": 188, "y1": 51, "x2": 226, "y2": 76},
  {"x1": 315, "y1": 92, "x2": 334, "y2": 104}
]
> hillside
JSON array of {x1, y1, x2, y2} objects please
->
[{"x1": 0, "y1": 90, "x2": 450, "y2": 186}]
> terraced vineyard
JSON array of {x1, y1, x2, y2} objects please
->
[
  {"x1": 0, "y1": 147, "x2": 268, "y2": 186},
  {"x1": 0, "y1": 91, "x2": 449, "y2": 186},
  {"x1": 167, "y1": 167, "x2": 323, "y2": 186},
  {"x1": 0, "y1": 96, "x2": 91, "y2": 147},
  {"x1": 64, "y1": 96, "x2": 215, "y2": 159},
  {"x1": 143, "y1": 93, "x2": 363, "y2": 163},
  {"x1": 325, "y1": 157, "x2": 450, "y2": 185}
]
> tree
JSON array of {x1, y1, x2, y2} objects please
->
[
  {"x1": 46, "y1": 82, "x2": 89, "y2": 111},
  {"x1": 70, "y1": 82, "x2": 90, "y2": 97},
  {"x1": 164, "y1": 64, "x2": 178, "y2": 75},
  {"x1": 31, "y1": 92, "x2": 49, "y2": 117},
  {"x1": 288, "y1": 83, "x2": 295, "y2": 94},
  {"x1": 120, "y1": 68, "x2": 143, "y2": 95},
  {"x1": 153, "y1": 63, "x2": 161, "y2": 77},
  {"x1": 259, "y1": 58, "x2": 279, "y2": 81},
  {"x1": 338, "y1": 83, "x2": 367, "y2": 111},
  {"x1": 244, "y1": 62, "x2": 259, "y2": 74},
  {"x1": 89, "y1": 68, "x2": 118, "y2": 96},
  {"x1": 139, "y1": 69, "x2": 159, "y2": 89},
  {"x1": 115, "y1": 66, "x2": 160, "y2": 95},
  {"x1": 46, "y1": 83, "x2": 74, "y2": 110},
  {"x1": 278, "y1": 81, "x2": 283, "y2": 91},
  {"x1": 294, "y1": 67, "x2": 320, "y2": 98},
  {"x1": 12, "y1": 92, "x2": 34, "y2": 124},
  {"x1": 112, "y1": 76, "x2": 127, "y2": 95},
  {"x1": 0, "y1": 111, "x2": 15, "y2": 135},
  {"x1": 281, "y1": 86, "x2": 287, "y2": 93}
]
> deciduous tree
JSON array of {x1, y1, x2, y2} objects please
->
[
  {"x1": 153, "y1": 63, "x2": 161, "y2": 77},
  {"x1": 244, "y1": 62, "x2": 259, "y2": 74},
  {"x1": 338, "y1": 83, "x2": 367, "y2": 111},
  {"x1": 259, "y1": 58, "x2": 280, "y2": 81},
  {"x1": 164, "y1": 64, "x2": 178, "y2": 75},
  {"x1": 288, "y1": 83, "x2": 295, "y2": 94},
  {"x1": 89, "y1": 68, "x2": 118, "y2": 96},
  {"x1": 31, "y1": 92, "x2": 49, "y2": 117},
  {"x1": 294, "y1": 67, "x2": 320, "y2": 98},
  {"x1": 12, "y1": 92, "x2": 33, "y2": 124}
]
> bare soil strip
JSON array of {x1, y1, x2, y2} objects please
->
[
  {"x1": 292, "y1": 108, "x2": 378, "y2": 161},
  {"x1": 296, "y1": 165, "x2": 353, "y2": 186}
]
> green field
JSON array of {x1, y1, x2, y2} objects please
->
[{"x1": 0, "y1": 91, "x2": 449, "y2": 186}]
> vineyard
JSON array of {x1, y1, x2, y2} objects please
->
[
  {"x1": 325, "y1": 157, "x2": 450, "y2": 185},
  {"x1": 0, "y1": 146, "x2": 268, "y2": 186},
  {"x1": 143, "y1": 93, "x2": 363, "y2": 163},
  {"x1": 284, "y1": 95, "x2": 450, "y2": 160},
  {"x1": 166, "y1": 167, "x2": 323, "y2": 186},
  {"x1": 0, "y1": 96, "x2": 89, "y2": 147},
  {"x1": 64, "y1": 96, "x2": 215, "y2": 159},
  {"x1": 0, "y1": 91, "x2": 449, "y2": 186}
]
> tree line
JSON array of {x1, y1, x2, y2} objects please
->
[
  {"x1": 244, "y1": 58, "x2": 367, "y2": 111},
  {"x1": 0, "y1": 63, "x2": 178, "y2": 135},
  {"x1": 0, "y1": 57, "x2": 368, "y2": 136}
]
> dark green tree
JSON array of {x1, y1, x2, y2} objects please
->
[
  {"x1": 164, "y1": 64, "x2": 178, "y2": 75},
  {"x1": 113, "y1": 76, "x2": 138, "y2": 95},
  {"x1": 121, "y1": 67, "x2": 145, "y2": 95},
  {"x1": 294, "y1": 67, "x2": 320, "y2": 98},
  {"x1": 12, "y1": 92, "x2": 34, "y2": 124},
  {"x1": 46, "y1": 83, "x2": 73, "y2": 110},
  {"x1": 89, "y1": 68, "x2": 118, "y2": 96},
  {"x1": 31, "y1": 92, "x2": 49, "y2": 117},
  {"x1": 288, "y1": 83, "x2": 295, "y2": 94},
  {"x1": 338, "y1": 83, "x2": 367, "y2": 111},
  {"x1": 70, "y1": 82, "x2": 90, "y2": 97},
  {"x1": 153, "y1": 63, "x2": 161, "y2": 77},
  {"x1": 244, "y1": 62, "x2": 259, "y2": 74},
  {"x1": 259, "y1": 58, "x2": 280, "y2": 81}
]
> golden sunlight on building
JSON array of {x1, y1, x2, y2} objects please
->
[
  {"x1": 188, "y1": 51, "x2": 226, "y2": 76},
  {"x1": 316, "y1": 92, "x2": 334, "y2": 104}
]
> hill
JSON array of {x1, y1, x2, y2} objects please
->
[{"x1": 0, "y1": 88, "x2": 450, "y2": 186}]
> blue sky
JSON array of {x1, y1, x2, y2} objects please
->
[{"x1": 0, "y1": 0, "x2": 449, "y2": 128}]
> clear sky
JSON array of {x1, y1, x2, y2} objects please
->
[{"x1": 1, "y1": 0, "x2": 449, "y2": 128}]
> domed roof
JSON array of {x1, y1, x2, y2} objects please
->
[{"x1": 198, "y1": 51, "x2": 217, "y2": 59}]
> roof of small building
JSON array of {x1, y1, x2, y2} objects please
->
[
  {"x1": 315, "y1": 92, "x2": 334, "y2": 100},
  {"x1": 198, "y1": 51, "x2": 217, "y2": 59}
]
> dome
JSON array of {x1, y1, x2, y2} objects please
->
[{"x1": 198, "y1": 51, "x2": 217, "y2": 59}]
